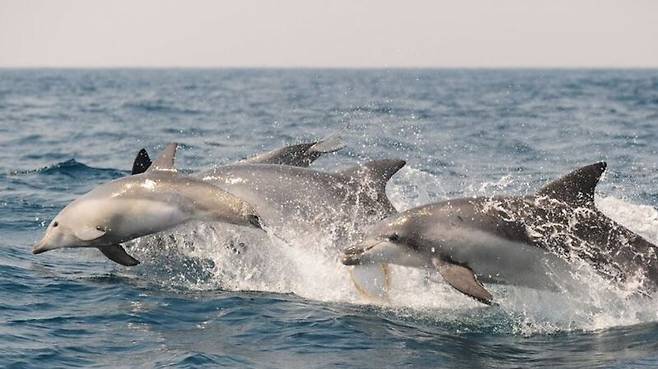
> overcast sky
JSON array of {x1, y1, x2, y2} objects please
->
[{"x1": 0, "y1": 0, "x2": 656, "y2": 68}]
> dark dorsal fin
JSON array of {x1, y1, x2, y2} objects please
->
[
  {"x1": 131, "y1": 149, "x2": 152, "y2": 174},
  {"x1": 338, "y1": 159, "x2": 406, "y2": 212},
  {"x1": 536, "y1": 162, "x2": 607, "y2": 207},
  {"x1": 148, "y1": 143, "x2": 178, "y2": 172}
]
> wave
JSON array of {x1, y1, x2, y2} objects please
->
[
  {"x1": 9, "y1": 159, "x2": 126, "y2": 180},
  {"x1": 122, "y1": 99, "x2": 205, "y2": 115}
]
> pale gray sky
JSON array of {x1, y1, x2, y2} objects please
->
[{"x1": 0, "y1": 0, "x2": 657, "y2": 68}]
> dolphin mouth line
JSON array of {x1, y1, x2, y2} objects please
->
[
  {"x1": 32, "y1": 240, "x2": 49, "y2": 255},
  {"x1": 342, "y1": 239, "x2": 386, "y2": 265}
]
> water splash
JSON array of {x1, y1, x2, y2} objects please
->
[{"x1": 118, "y1": 165, "x2": 658, "y2": 336}]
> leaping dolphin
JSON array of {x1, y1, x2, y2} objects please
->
[
  {"x1": 32, "y1": 143, "x2": 262, "y2": 266},
  {"x1": 132, "y1": 143, "x2": 405, "y2": 299},
  {"x1": 342, "y1": 162, "x2": 658, "y2": 305}
]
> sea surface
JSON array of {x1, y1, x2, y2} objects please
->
[{"x1": 1, "y1": 69, "x2": 658, "y2": 368}]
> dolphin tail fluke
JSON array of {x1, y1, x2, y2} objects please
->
[
  {"x1": 98, "y1": 245, "x2": 140, "y2": 266},
  {"x1": 350, "y1": 263, "x2": 391, "y2": 303},
  {"x1": 308, "y1": 131, "x2": 346, "y2": 154},
  {"x1": 432, "y1": 258, "x2": 493, "y2": 305},
  {"x1": 242, "y1": 132, "x2": 345, "y2": 167}
]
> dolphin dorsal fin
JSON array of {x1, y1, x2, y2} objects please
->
[
  {"x1": 131, "y1": 149, "x2": 152, "y2": 174},
  {"x1": 148, "y1": 143, "x2": 178, "y2": 172},
  {"x1": 339, "y1": 159, "x2": 406, "y2": 183},
  {"x1": 536, "y1": 162, "x2": 607, "y2": 207},
  {"x1": 338, "y1": 159, "x2": 406, "y2": 212}
]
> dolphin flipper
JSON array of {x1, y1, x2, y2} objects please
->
[
  {"x1": 98, "y1": 245, "x2": 140, "y2": 266},
  {"x1": 350, "y1": 263, "x2": 391, "y2": 302},
  {"x1": 432, "y1": 258, "x2": 493, "y2": 305}
]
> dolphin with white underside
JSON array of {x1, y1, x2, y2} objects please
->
[
  {"x1": 342, "y1": 162, "x2": 658, "y2": 305},
  {"x1": 133, "y1": 134, "x2": 403, "y2": 242},
  {"x1": 32, "y1": 143, "x2": 262, "y2": 266},
  {"x1": 134, "y1": 141, "x2": 405, "y2": 299}
]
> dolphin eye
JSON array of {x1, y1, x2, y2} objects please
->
[
  {"x1": 388, "y1": 233, "x2": 399, "y2": 241},
  {"x1": 96, "y1": 225, "x2": 104, "y2": 231},
  {"x1": 52, "y1": 221, "x2": 58, "y2": 228}
]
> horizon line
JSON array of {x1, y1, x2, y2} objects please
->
[{"x1": 1, "y1": 65, "x2": 657, "y2": 70}]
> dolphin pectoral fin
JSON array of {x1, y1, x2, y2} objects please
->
[
  {"x1": 131, "y1": 148, "x2": 152, "y2": 174},
  {"x1": 350, "y1": 263, "x2": 391, "y2": 302},
  {"x1": 98, "y1": 245, "x2": 140, "y2": 266},
  {"x1": 432, "y1": 258, "x2": 493, "y2": 305}
]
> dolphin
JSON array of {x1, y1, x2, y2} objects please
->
[
  {"x1": 133, "y1": 142, "x2": 405, "y2": 299},
  {"x1": 132, "y1": 136, "x2": 403, "y2": 239},
  {"x1": 341, "y1": 162, "x2": 658, "y2": 305},
  {"x1": 32, "y1": 143, "x2": 262, "y2": 266}
]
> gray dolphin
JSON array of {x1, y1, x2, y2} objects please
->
[
  {"x1": 32, "y1": 143, "x2": 262, "y2": 266},
  {"x1": 134, "y1": 143, "x2": 405, "y2": 299},
  {"x1": 342, "y1": 162, "x2": 658, "y2": 305},
  {"x1": 133, "y1": 138, "x2": 403, "y2": 237}
]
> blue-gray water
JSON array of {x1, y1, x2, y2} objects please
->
[{"x1": 1, "y1": 69, "x2": 658, "y2": 368}]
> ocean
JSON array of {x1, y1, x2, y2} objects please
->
[{"x1": 1, "y1": 69, "x2": 658, "y2": 368}]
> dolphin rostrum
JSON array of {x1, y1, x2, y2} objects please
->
[
  {"x1": 32, "y1": 143, "x2": 262, "y2": 266},
  {"x1": 342, "y1": 162, "x2": 658, "y2": 305}
]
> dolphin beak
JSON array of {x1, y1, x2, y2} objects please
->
[
  {"x1": 341, "y1": 239, "x2": 387, "y2": 266},
  {"x1": 32, "y1": 239, "x2": 50, "y2": 254},
  {"x1": 342, "y1": 253, "x2": 362, "y2": 266},
  {"x1": 342, "y1": 245, "x2": 367, "y2": 265}
]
